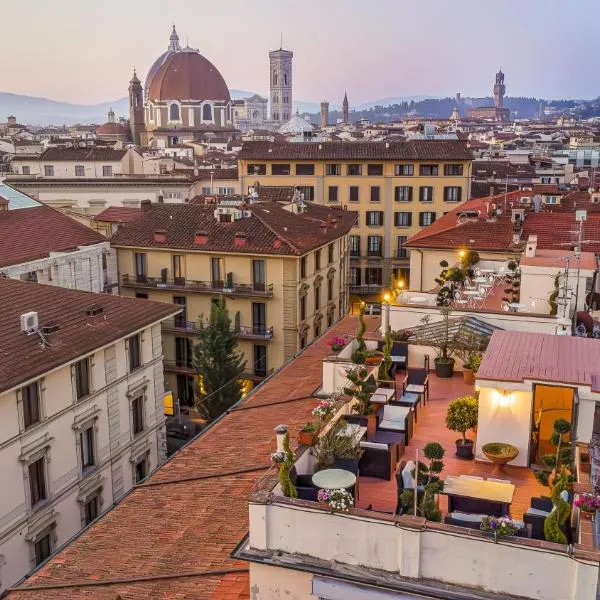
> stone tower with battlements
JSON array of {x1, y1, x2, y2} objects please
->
[{"x1": 493, "y1": 69, "x2": 505, "y2": 109}]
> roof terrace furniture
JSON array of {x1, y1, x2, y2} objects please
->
[
  {"x1": 402, "y1": 356, "x2": 430, "y2": 402},
  {"x1": 359, "y1": 440, "x2": 398, "y2": 480},
  {"x1": 444, "y1": 512, "x2": 528, "y2": 537},
  {"x1": 443, "y1": 475, "x2": 516, "y2": 517},
  {"x1": 523, "y1": 496, "x2": 553, "y2": 540},
  {"x1": 391, "y1": 391, "x2": 421, "y2": 422},
  {"x1": 289, "y1": 465, "x2": 318, "y2": 502},
  {"x1": 389, "y1": 341, "x2": 409, "y2": 375},
  {"x1": 370, "y1": 387, "x2": 395, "y2": 405},
  {"x1": 394, "y1": 460, "x2": 425, "y2": 515},
  {"x1": 377, "y1": 405, "x2": 414, "y2": 445},
  {"x1": 312, "y1": 468, "x2": 357, "y2": 492}
]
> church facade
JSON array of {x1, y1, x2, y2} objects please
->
[{"x1": 129, "y1": 26, "x2": 235, "y2": 148}]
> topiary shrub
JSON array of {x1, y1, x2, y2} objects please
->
[
  {"x1": 445, "y1": 395, "x2": 479, "y2": 445},
  {"x1": 544, "y1": 467, "x2": 570, "y2": 544}
]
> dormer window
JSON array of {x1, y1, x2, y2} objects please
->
[
  {"x1": 169, "y1": 103, "x2": 180, "y2": 121},
  {"x1": 545, "y1": 195, "x2": 559, "y2": 204}
]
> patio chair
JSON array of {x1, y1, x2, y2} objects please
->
[
  {"x1": 391, "y1": 391, "x2": 421, "y2": 421},
  {"x1": 394, "y1": 460, "x2": 425, "y2": 515},
  {"x1": 359, "y1": 440, "x2": 396, "y2": 480},
  {"x1": 289, "y1": 465, "x2": 318, "y2": 502},
  {"x1": 453, "y1": 290, "x2": 468, "y2": 307},
  {"x1": 523, "y1": 497, "x2": 553, "y2": 540},
  {"x1": 377, "y1": 405, "x2": 414, "y2": 445},
  {"x1": 402, "y1": 356, "x2": 430, "y2": 402}
]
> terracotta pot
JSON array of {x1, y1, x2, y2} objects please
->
[
  {"x1": 365, "y1": 356, "x2": 382, "y2": 366},
  {"x1": 298, "y1": 430, "x2": 317, "y2": 446},
  {"x1": 462, "y1": 368, "x2": 475, "y2": 385}
]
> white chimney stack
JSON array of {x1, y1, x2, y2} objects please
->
[
  {"x1": 274, "y1": 424, "x2": 288, "y2": 452},
  {"x1": 525, "y1": 234, "x2": 538, "y2": 257}
]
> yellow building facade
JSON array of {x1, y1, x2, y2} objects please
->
[
  {"x1": 111, "y1": 201, "x2": 353, "y2": 404},
  {"x1": 238, "y1": 141, "x2": 473, "y2": 301}
]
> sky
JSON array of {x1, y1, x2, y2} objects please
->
[{"x1": 2, "y1": 0, "x2": 599, "y2": 106}]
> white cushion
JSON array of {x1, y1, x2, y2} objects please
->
[
  {"x1": 402, "y1": 461, "x2": 415, "y2": 488},
  {"x1": 525, "y1": 508, "x2": 550, "y2": 517},
  {"x1": 382, "y1": 405, "x2": 409, "y2": 421},
  {"x1": 379, "y1": 420, "x2": 405, "y2": 431},
  {"x1": 450, "y1": 512, "x2": 485, "y2": 523},
  {"x1": 360, "y1": 441, "x2": 388, "y2": 451}
]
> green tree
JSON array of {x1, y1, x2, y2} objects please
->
[{"x1": 193, "y1": 297, "x2": 246, "y2": 421}]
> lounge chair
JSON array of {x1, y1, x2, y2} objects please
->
[
  {"x1": 359, "y1": 440, "x2": 396, "y2": 480},
  {"x1": 377, "y1": 405, "x2": 414, "y2": 445},
  {"x1": 402, "y1": 356, "x2": 430, "y2": 402},
  {"x1": 289, "y1": 465, "x2": 317, "y2": 502}
]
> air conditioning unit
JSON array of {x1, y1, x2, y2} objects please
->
[
  {"x1": 217, "y1": 207, "x2": 228, "y2": 214},
  {"x1": 243, "y1": 210, "x2": 251, "y2": 218},
  {"x1": 576, "y1": 210, "x2": 587, "y2": 222},
  {"x1": 21, "y1": 311, "x2": 38, "y2": 332},
  {"x1": 520, "y1": 196, "x2": 531, "y2": 205},
  {"x1": 234, "y1": 210, "x2": 242, "y2": 219}
]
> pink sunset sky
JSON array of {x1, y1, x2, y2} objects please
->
[{"x1": 1, "y1": 0, "x2": 598, "y2": 105}]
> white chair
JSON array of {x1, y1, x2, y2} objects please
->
[
  {"x1": 502, "y1": 301, "x2": 510, "y2": 312},
  {"x1": 379, "y1": 405, "x2": 410, "y2": 431},
  {"x1": 453, "y1": 290, "x2": 468, "y2": 306}
]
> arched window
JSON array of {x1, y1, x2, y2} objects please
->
[
  {"x1": 202, "y1": 103, "x2": 212, "y2": 121},
  {"x1": 273, "y1": 71, "x2": 278, "y2": 85},
  {"x1": 284, "y1": 73, "x2": 288, "y2": 85},
  {"x1": 169, "y1": 103, "x2": 180, "y2": 121}
]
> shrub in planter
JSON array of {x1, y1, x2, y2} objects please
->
[
  {"x1": 313, "y1": 419, "x2": 363, "y2": 470},
  {"x1": 534, "y1": 418, "x2": 573, "y2": 487},
  {"x1": 326, "y1": 336, "x2": 346, "y2": 353},
  {"x1": 446, "y1": 395, "x2": 478, "y2": 459},
  {"x1": 544, "y1": 467, "x2": 571, "y2": 544},
  {"x1": 481, "y1": 516, "x2": 521, "y2": 542},
  {"x1": 317, "y1": 488, "x2": 353, "y2": 512},
  {"x1": 351, "y1": 302, "x2": 368, "y2": 364},
  {"x1": 298, "y1": 422, "x2": 320, "y2": 446}
]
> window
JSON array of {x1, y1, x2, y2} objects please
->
[
  {"x1": 419, "y1": 186, "x2": 434, "y2": 202},
  {"x1": 328, "y1": 186, "x2": 339, "y2": 203},
  {"x1": 367, "y1": 235, "x2": 382, "y2": 257},
  {"x1": 135, "y1": 292, "x2": 148, "y2": 299},
  {"x1": 365, "y1": 267, "x2": 382, "y2": 285},
  {"x1": 172, "y1": 255, "x2": 185, "y2": 282},
  {"x1": 325, "y1": 163, "x2": 341, "y2": 176},
  {"x1": 444, "y1": 186, "x2": 462, "y2": 202},
  {"x1": 367, "y1": 164, "x2": 383, "y2": 176},
  {"x1": 174, "y1": 296, "x2": 187, "y2": 327},
  {"x1": 75, "y1": 358, "x2": 90, "y2": 400},
  {"x1": 44, "y1": 165, "x2": 54, "y2": 176},
  {"x1": 135, "y1": 253, "x2": 147, "y2": 283},
  {"x1": 366, "y1": 211, "x2": 384, "y2": 226},
  {"x1": 349, "y1": 235, "x2": 361, "y2": 257},
  {"x1": 444, "y1": 164, "x2": 464, "y2": 176},
  {"x1": 394, "y1": 212, "x2": 412, "y2": 227},
  {"x1": 252, "y1": 302, "x2": 266, "y2": 334},
  {"x1": 75, "y1": 165, "x2": 85, "y2": 177},
  {"x1": 419, "y1": 164, "x2": 439, "y2": 176},
  {"x1": 300, "y1": 333, "x2": 307, "y2": 349},
  {"x1": 349, "y1": 267, "x2": 361, "y2": 287},
  {"x1": 169, "y1": 103, "x2": 180, "y2": 121},
  {"x1": 271, "y1": 163, "x2": 291, "y2": 175},
  {"x1": 29, "y1": 457, "x2": 47, "y2": 507},
  {"x1": 347, "y1": 164, "x2": 362, "y2": 176},
  {"x1": 80, "y1": 427, "x2": 95, "y2": 470},
  {"x1": 370, "y1": 186, "x2": 380, "y2": 202},
  {"x1": 314, "y1": 321, "x2": 321, "y2": 338},
  {"x1": 34, "y1": 534, "x2": 52, "y2": 566},
  {"x1": 132, "y1": 396, "x2": 144, "y2": 435},
  {"x1": 253, "y1": 345, "x2": 267, "y2": 378},
  {"x1": 84, "y1": 496, "x2": 99, "y2": 525},
  {"x1": 327, "y1": 278, "x2": 333, "y2": 302},
  {"x1": 397, "y1": 236, "x2": 408, "y2": 258},
  {"x1": 22, "y1": 165, "x2": 30, "y2": 175},
  {"x1": 328, "y1": 243, "x2": 334, "y2": 263},
  {"x1": 128, "y1": 334, "x2": 141, "y2": 372},
  {"x1": 247, "y1": 163, "x2": 266, "y2": 175},
  {"x1": 134, "y1": 456, "x2": 147, "y2": 483},
  {"x1": 296, "y1": 163, "x2": 315, "y2": 175},
  {"x1": 211, "y1": 257, "x2": 223, "y2": 286},
  {"x1": 314, "y1": 285, "x2": 321, "y2": 310},
  {"x1": 296, "y1": 185, "x2": 314, "y2": 201},
  {"x1": 349, "y1": 186, "x2": 359, "y2": 202},
  {"x1": 22, "y1": 381, "x2": 41, "y2": 429},
  {"x1": 395, "y1": 164, "x2": 414, "y2": 176},
  {"x1": 315, "y1": 249, "x2": 321, "y2": 271},
  {"x1": 300, "y1": 295, "x2": 306, "y2": 321},
  {"x1": 300, "y1": 256, "x2": 306, "y2": 279},
  {"x1": 102, "y1": 166, "x2": 113, "y2": 177},
  {"x1": 252, "y1": 260, "x2": 265, "y2": 292},
  {"x1": 419, "y1": 211, "x2": 436, "y2": 226},
  {"x1": 327, "y1": 312, "x2": 334, "y2": 328},
  {"x1": 394, "y1": 186, "x2": 413, "y2": 202},
  {"x1": 202, "y1": 103, "x2": 213, "y2": 121}
]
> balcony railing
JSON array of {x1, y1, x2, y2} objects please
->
[
  {"x1": 242, "y1": 368, "x2": 275, "y2": 381},
  {"x1": 349, "y1": 284, "x2": 384, "y2": 296},
  {"x1": 161, "y1": 319, "x2": 274, "y2": 340},
  {"x1": 122, "y1": 275, "x2": 274, "y2": 297}
]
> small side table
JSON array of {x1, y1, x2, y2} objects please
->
[{"x1": 312, "y1": 468, "x2": 357, "y2": 491}]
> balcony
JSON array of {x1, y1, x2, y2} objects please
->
[
  {"x1": 122, "y1": 274, "x2": 274, "y2": 298},
  {"x1": 163, "y1": 359, "x2": 195, "y2": 374},
  {"x1": 161, "y1": 319, "x2": 274, "y2": 341},
  {"x1": 349, "y1": 284, "x2": 384, "y2": 296},
  {"x1": 242, "y1": 368, "x2": 275, "y2": 381}
]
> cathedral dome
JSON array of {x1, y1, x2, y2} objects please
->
[
  {"x1": 147, "y1": 49, "x2": 231, "y2": 103},
  {"x1": 97, "y1": 121, "x2": 128, "y2": 135}
]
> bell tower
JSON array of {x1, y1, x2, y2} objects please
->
[
  {"x1": 269, "y1": 46, "x2": 293, "y2": 122},
  {"x1": 129, "y1": 68, "x2": 144, "y2": 145},
  {"x1": 342, "y1": 92, "x2": 349, "y2": 124}
]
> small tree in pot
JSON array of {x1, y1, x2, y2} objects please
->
[
  {"x1": 446, "y1": 395, "x2": 479, "y2": 459},
  {"x1": 418, "y1": 308, "x2": 456, "y2": 377}
]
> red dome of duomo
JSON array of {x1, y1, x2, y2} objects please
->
[{"x1": 147, "y1": 50, "x2": 230, "y2": 102}]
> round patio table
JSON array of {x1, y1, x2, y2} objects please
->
[{"x1": 312, "y1": 468, "x2": 356, "y2": 490}]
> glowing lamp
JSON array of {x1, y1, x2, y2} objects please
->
[
  {"x1": 383, "y1": 292, "x2": 391, "y2": 303},
  {"x1": 397, "y1": 280, "x2": 405, "y2": 289},
  {"x1": 459, "y1": 250, "x2": 466, "y2": 259}
]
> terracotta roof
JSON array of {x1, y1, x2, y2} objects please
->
[
  {"x1": 5, "y1": 315, "x2": 380, "y2": 599},
  {"x1": 520, "y1": 249, "x2": 597, "y2": 271},
  {"x1": 0, "y1": 205, "x2": 105, "y2": 267},
  {"x1": 477, "y1": 330, "x2": 600, "y2": 392},
  {"x1": 96, "y1": 121, "x2": 129, "y2": 136},
  {"x1": 148, "y1": 50, "x2": 231, "y2": 102},
  {"x1": 0, "y1": 278, "x2": 179, "y2": 394},
  {"x1": 191, "y1": 167, "x2": 238, "y2": 181},
  {"x1": 471, "y1": 160, "x2": 535, "y2": 179},
  {"x1": 470, "y1": 181, "x2": 521, "y2": 198},
  {"x1": 406, "y1": 190, "x2": 600, "y2": 253},
  {"x1": 110, "y1": 202, "x2": 356, "y2": 256},
  {"x1": 238, "y1": 140, "x2": 473, "y2": 161},
  {"x1": 38, "y1": 147, "x2": 128, "y2": 161},
  {"x1": 93, "y1": 206, "x2": 141, "y2": 223}
]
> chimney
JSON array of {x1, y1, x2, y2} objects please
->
[
  {"x1": 525, "y1": 234, "x2": 537, "y2": 257},
  {"x1": 141, "y1": 199, "x2": 152, "y2": 213},
  {"x1": 194, "y1": 230, "x2": 208, "y2": 245},
  {"x1": 234, "y1": 232, "x2": 247, "y2": 247},
  {"x1": 154, "y1": 230, "x2": 167, "y2": 243},
  {"x1": 0, "y1": 198, "x2": 8, "y2": 211},
  {"x1": 274, "y1": 424, "x2": 288, "y2": 452}
]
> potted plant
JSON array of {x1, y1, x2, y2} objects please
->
[
  {"x1": 574, "y1": 494, "x2": 600, "y2": 520},
  {"x1": 461, "y1": 351, "x2": 482, "y2": 385},
  {"x1": 534, "y1": 418, "x2": 573, "y2": 487},
  {"x1": 351, "y1": 302, "x2": 368, "y2": 364},
  {"x1": 391, "y1": 329, "x2": 412, "y2": 342},
  {"x1": 326, "y1": 336, "x2": 346, "y2": 353},
  {"x1": 298, "y1": 422, "x2": 320, "y2": 446},
  {"x1": 313, "y1": 419, "x2": 363, "y2": 471},
  {"x1": 364, "y1": 349, "x2": 383, "y2": 366},
  {"x1": 446, "y1": 395, "x2": 479, "y2": 459},
  {"x1": 345, "y1": 368, "x2": 377, "y2": 438},
  {"x1": 454, "y1": 330, "x2": 487, "y2": 385},
  {"x1": 312, "y1": 398, "x2": 337, "y2": 422},
  {"x1": 417, "y1": 308, "x2": 456, "y2": 377},
  {"x1": 377, "y1": 327, "x2": 393, "y2": 384},
  {"x1": 480, "y1": 516, "x2": 521, "y2": 542},
  {"x1": 317, "y1": 488, "x2": 353, "y2": 512}
]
